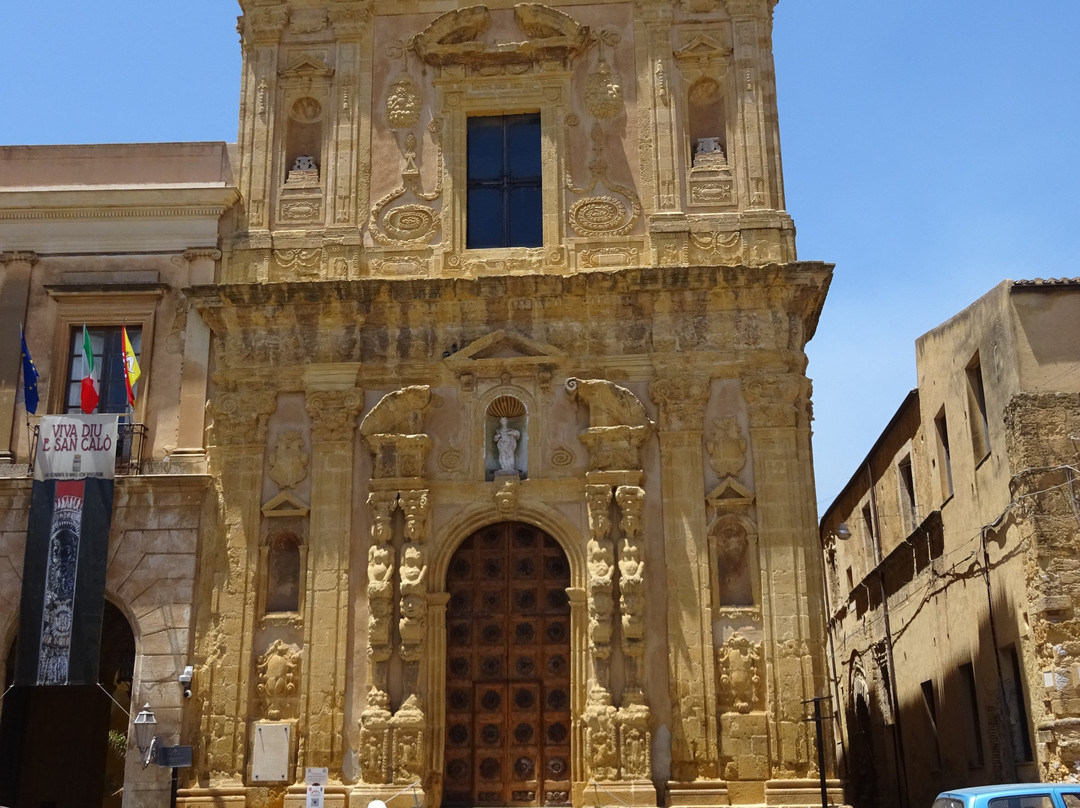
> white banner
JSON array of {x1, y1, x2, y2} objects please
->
[{"x1": 35, "y1": 415, "x2": 119, "y2": 482}]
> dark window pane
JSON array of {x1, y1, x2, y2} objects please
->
[
  {"x1": 507, "y1": 114, "x2": 541, "y2": 179},
  {"x1": 468, "y1": 189, "x2": 504, "y2": 249},
  {"x1": 468, "y1": 117, "x2": 505, "y2": 181},
  {"x1": 66, "y1": 326, "x2": 141, "y2": 415},
  {"x1": 508, "y1": 186, "x2": 542, "y2": 247}
]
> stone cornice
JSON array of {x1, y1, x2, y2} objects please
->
[{"x1": 0, "y1": 186, "x2": 241, "y2": 220}]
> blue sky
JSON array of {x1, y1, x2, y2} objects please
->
[{"x1": 3, "y1": 1, "x2": 1078, "y2": 509}]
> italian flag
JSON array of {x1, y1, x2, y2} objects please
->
[{"x1": 80, "y1": 325, "x2": 99, "y2": 414}]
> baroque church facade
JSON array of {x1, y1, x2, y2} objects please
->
[{"x1": 0, "y1": 0, "x2": 837, "y2": 806}]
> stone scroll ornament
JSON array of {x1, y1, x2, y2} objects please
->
[
  {"x1": 565, "y1": 378, "x2": 654, "y2": 471},
  {"x1": 369, "y1": 129, "x2": 443, "y2": 248},
  {"x1": 565, "y1": 123, "x2": 642, "y2": 238}
]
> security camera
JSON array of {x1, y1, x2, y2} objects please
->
[{"x1": 179, "y1": 665, "x2": 194, "y2": 698}]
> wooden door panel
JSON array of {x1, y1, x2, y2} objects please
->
[{"x1": 444, "y1": 524, "x2": 570, "y2": 808}]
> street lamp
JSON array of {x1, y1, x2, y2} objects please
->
[{"x1": 133, "y1": 703, "x2": 159, "y2": 768}]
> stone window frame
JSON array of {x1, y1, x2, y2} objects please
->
[
  {"x1": 44, "y1": 287, "x2": 163, "y2": 424},
  {"x1": 435, "y1": 72, "x2": 572, "y2": 267}
]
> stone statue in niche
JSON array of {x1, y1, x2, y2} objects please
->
[
  {"x1": 494, "y1": 416, "x2": 521, "y2": 472},
  {"x1": 268, "y1": 430, "x2": 309, "y2": 489},
  {"x1": 705, "y1": 416, "x2": 747, "y2": 478},
  {"x1": 717, "y1": 633, "x2": 763, "y2": 714}
]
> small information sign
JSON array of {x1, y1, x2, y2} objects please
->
[
  {"x1": 157, "y1": 745, "x2": 193, "y2": 768},
  {"x1": 306, "y1": 783, "x2": 325, "y2": 808}
]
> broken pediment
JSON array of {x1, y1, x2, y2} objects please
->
[
  {"x1": 674, "y1": 33, "x2": 732, "y2": 65},
  {"x1": 412, "y1": 3, "x2": 588, "y2": 68},
  {"x1": 262, "y1": 490, "x2": 310, "y2": 518},
  {"x1": 448, "y1": 329, "x2": 566, "y2": 363},
  {"x1": 566, "y1": 378, "x2": 653, "y2": 430},
  {"x1": 279, "y1": 53, "x2": 335, "y2": 79},
  {"x1": 360, "y1": 385, "x2": 431, "y2": 438},
  {"x1": 706, "y1": 476, "x2": 755, "y2": 511}
]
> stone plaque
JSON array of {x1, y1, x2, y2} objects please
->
[{"x1": 252, "y1": 722, "x2": 290, "y2": 781}]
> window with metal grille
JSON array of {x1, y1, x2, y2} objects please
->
[{"x1": 466, "y1": 113, "x2": 542, "y2": 249}]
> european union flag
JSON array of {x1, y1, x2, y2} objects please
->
[{"x1": 21, "y1": 328, "x2": 39, "y2": 415}]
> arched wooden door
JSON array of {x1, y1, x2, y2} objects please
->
[{"x1": 443, "y1": 522, "x2": 572, "y2": 808}]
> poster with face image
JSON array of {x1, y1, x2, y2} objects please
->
[{"x1": 15, "y1": 415, "x2": 117, "y2": 686}]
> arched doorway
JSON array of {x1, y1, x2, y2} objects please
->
[
  {"x1": 443, "y1": 522, "x2": 572, "y2": 808},
  {"x1": 0, "y1": 599, "x2": 135, "y2": 808}
]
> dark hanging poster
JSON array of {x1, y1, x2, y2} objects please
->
[{"x1": 15, "y1": 415, "x2": 118, "y2": 686}]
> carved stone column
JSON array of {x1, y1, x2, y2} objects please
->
[
  {"x1": 304, "y1": 381, "x2": 364, "y2": 776},
  {"x1": 742, "y1": 373, "x2": 832, "y2": 792},
  {"x1": 199, "y1": 388, "x2": 276, "y2": 781},
  {"x1": 0, "y1": 251, "x2": 37, "y2": 463},
  {"x1": 173, "y1": 248, "x2": 220, "y2": 461},
  {"x1": 649, "y1": 376, "x2": 718, "y2": 782},
  {"x1": 584, "y1": 482, "x2": 618, "y2": 780},
  {"x1": 393, "y1": 487, "x2": 429, "y2": 785}
]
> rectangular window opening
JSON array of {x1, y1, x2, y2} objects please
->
[
  {"x1": 66, "y1": 325, "x2": 142, "y2": 416},
  {"x1": 466, "y1": 113, "x2": 542, "y2": 249},
  {"x1": 967, "y1": 353, "x2": 992, "y2": 461},
  {"x1": 958, "y1": 661, "x2": 985, "y2": 767},
  {"x1": 921, "y1": 679, "x2": 943, "y2": 770},
  {"x1": 898, "y1": 455, "x2": 917, "y2": 534},
  {"x1": 935, "y1": 408, "x2": 953, "y2": 501}
]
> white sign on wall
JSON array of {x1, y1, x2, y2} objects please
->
[{"x1": 251, "y1": 723, "x2": 290, "y2": 781}]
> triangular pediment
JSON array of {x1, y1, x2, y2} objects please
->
[
  {"x1": 262, "y1": 490, "x2": 310, "y2": 517},
  {"x1": 674, "y1": 34, "x2": 731, "y2": 62},
  {"x1": 706, "y1": 476, "x2": 754, "y2": 510},
  {"x1": 448, "y1": 330, "x2": 566, "y2": 362},
  {"x1": 279, "y1": 53, "x2": 335, "y2": 79}
]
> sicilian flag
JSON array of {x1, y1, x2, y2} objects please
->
[
  {"x1": 121, "y1": 325, "x2": 141, "y2": 406},
  {"x1": 21, "y1": 327, "x2": 39, "y2": 415},
  {"x1": 79, "y1": 324, "x2": 98, "y2": 414}
]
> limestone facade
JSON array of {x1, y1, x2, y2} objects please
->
[
  {"x1": 821, "y1": 280, "x2": 1080, "y2": 808},
  {"x1": 0, "y1": 1, "x2": 838, "y2": 807}
]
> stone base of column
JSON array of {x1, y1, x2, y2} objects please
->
[
  {"x1": 665, "y1": 780, "x2": 730, "y2": 808},
  {"x1": 349, "y1": 783, "x2": 429, "y2": 808},
  {"x1": 765, "y1": 779, "x2": 843, "y2": 806},
  {"x1": 579, "y1": 779, "x2": 659, "y2": 808},
  {"x1": 285, "y1": 784, "x2": 350, "y2": 807}
]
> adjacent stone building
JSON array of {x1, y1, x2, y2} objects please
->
[
  {"x1": 820, "y1": 280, "x2": 1080, "y2": 808},
  {"x1": 0, "y1": 1, "x2": 839, "y2": 807}
]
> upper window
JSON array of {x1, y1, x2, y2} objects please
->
[
  {"x1": 65, "y1": 326, "x2": 141, "y2": 415},
  {"x1": 466, "y1": 113, "x2": 542, "y2": 249}
]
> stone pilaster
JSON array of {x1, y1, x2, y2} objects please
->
[
  {"x1": 303, "y1": 382, "x2": 364, "y2": 777},
  {"x1": 0, "y1": 251, "x2": 37, "y2": 463},
  {"x1": 742, "y1": 372, "x2": 827, "y2": 785},
  {"x1": 199, "y1": 388, "x2": 276, "y2": 782},
  {"x1": 649, "y1": 375, "x2": 718, "y2": 782},
  {"x1": 173, "y1": 249, "x2": 220, "y2": 461},
  {"x1": 328, "y1": 3, "x2": 371, "y2": 232}
]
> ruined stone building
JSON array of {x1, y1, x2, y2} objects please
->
[
  {"x1": 0, "y1": 1, "x2": 838, "y2": 806},
  {"x1": 820, "y1": 280, "x2": 1080, "y2": 808}
]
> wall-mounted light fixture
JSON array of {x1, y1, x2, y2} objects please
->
[{"x1": 133, "y1": 703, "x2": 159, "y2": 768}]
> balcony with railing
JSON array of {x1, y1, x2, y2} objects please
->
[{"x1": 28, "y1": 422, "x2": 148, "y2": 476}]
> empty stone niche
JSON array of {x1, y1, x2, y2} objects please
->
[
  {"x1": 689, "y1": 76, "x2": 727, "y2": 168},
  {"x1": 265, "y1": 529, "x2": 303, "y2": 614},
  {"x1": 485, "y1": 395, "x2": 528, "y2": 480}
]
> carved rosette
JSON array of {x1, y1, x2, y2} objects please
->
[
  {"x1": 207, "y1": 390, "x2": 276, "y2": 447},
  {"x1": 717, "y1": 633, "x2": 764, "y2": 714},
  {"x1": 742, "y1": 374, "x2": 804, "y2": 430},
  {"x1": 256, "y1": 639, "x2": 301, "y2": 720},
  {"x1": 649, "y1": 377, "x2": 709, "y2": 432},
  {"x1": 585, "y1": 483, "x2": 616, "y2": 699},
  {"x1": 306, "y1": 388, "x2": 364, "y2": 442}
]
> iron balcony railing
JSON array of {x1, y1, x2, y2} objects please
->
[{"x1": 28, "y1": 422, "x2": 147, "y2": 476}]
